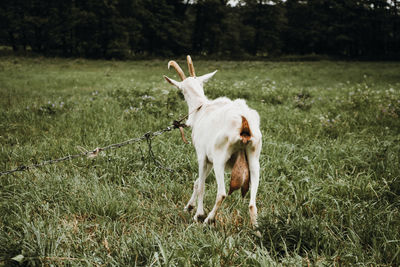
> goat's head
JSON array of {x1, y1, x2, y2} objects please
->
[{"x1": 163, "y1": 55, "x2": 217, "y2": 99}]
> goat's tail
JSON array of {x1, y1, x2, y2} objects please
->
[
  {"x1": 240, "y1": 116, "x2": 252, "y2": 144},
  {"x1": 229, "y1": 116, "x2": 252, "y2": 197}
]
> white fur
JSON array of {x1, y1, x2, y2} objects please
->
[{"x1": 164, "y1": 73, "x2": 262, "y2": 227}]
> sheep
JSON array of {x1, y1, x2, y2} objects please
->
[{"x1": 164, "y1": 56, "x2": 262, "y2": 227}]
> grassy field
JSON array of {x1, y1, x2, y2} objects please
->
[{"x1": 0, "y1": 57, "x2": 399, "y2": 266}]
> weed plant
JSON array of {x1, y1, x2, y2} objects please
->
[{"x1": 0, "y1": 57, "x2": 399, "y2": 266}]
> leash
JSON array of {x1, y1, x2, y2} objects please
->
[{"x1": 0, "y1": 113, "x2": 192, "y2": 176}]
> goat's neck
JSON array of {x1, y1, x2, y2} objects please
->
[
  {"x1": 184, "y1": 91, "x2": 207, "y2": 114},
  {"x1": 184, "y1": 93, "x2": 207, "y2": 126}
]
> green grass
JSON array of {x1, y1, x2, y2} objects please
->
[{"x1": 0, "y1": 57, "x2": 399, "y2": 266}]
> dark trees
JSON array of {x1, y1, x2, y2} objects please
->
[{"x1": 0, "y1": 0, "x2": 399, "y2": 59}]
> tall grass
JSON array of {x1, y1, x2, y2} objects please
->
[{"x1": 1, "y1": 57, "x2": 399, "y2": 266}]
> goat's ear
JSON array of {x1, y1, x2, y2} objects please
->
[
  {"x1": 197, "y1": 70, "x2": 217, "y2": 86},
  {"x1": 164, "y1": 75, "x2": 182, "y2": 89}
]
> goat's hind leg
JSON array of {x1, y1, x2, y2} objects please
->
[{"x1": 247, "y1": 145, "x2": 261, "y2": 228}]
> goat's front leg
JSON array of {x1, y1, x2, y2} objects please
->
[
  {"x1": 185, "y1": 157, "x2": 211, "y2": 222},
  {"x1": 204, "y1": 161, "x2": 226, "y2": 224},
  {"x1": 184, "y1": 178, "x2": 199, "y2": 212}
]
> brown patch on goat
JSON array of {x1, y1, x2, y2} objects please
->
[
  {"x1": 240, "y1": 116, "x2": 252, "y2": 144},
  {"x1": 249, "y1": 205, "x2": 256, "y2": 213}
]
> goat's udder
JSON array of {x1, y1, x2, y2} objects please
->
[
  {"x1": 228, "y1": 116, "x2": 252, "y2": 197},
  {"x1": 229, "y1": 150, "x2": 250, "y2": 197}
]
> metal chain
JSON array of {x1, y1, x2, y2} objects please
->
[{"x1": 0, "y1": 117, "x2": 189, "y2": 177}]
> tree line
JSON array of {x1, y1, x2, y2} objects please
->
[{"x1": 1, "y1": 0, "x2": 399, "y2": 59}]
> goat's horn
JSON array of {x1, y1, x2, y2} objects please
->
[
  {"x1": 187, "y1": 55, "x2": 196, "y2": 77},
  {"x1": 168, "y1": 60, "x2": 186, "y2": 81}
]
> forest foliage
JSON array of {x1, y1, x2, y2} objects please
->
[{"x1": 1, "y1": 0, "x2": 400, "y2": 59}]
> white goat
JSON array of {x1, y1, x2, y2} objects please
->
[{"x1": 164, "y1": 56, "x2": 262, "y2": 227}]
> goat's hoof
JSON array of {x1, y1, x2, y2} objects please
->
[
  {"x1": 184, "y1": 205, "x2": 194, "y2": 212},
  {"x1": 253, "y1": 230, "x2": 262, "y2": 238},
  {"x1": 194, "y1": 214, "x2": 206, "y2": 222},
  {"x1": 203, "y1": 217, "x2": 215, "y2": 225}
]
